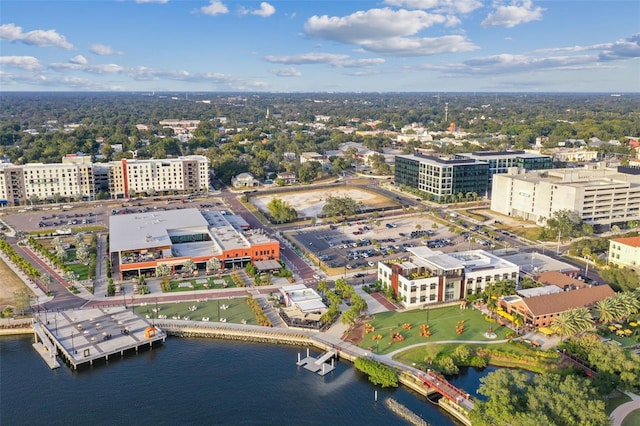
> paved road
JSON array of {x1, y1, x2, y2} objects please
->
[{"x1": 611, "y1": 392, "x2": 640, "y2": 426}]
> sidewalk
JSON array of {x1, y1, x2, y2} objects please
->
[{"x1": 611, "y1": 392, "x2": 640, "y2": 426}]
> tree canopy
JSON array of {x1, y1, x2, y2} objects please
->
[
  {"x1": 470, "y1": 369, "x2": 609, "y2": 426},
  {"x1": 266, "y1": 198, "x2": 297, "y2": 223},
  {"x1": 322, "y1": 195, "x2": 363, "y2": 218}
]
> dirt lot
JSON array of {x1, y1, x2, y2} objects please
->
[
  {"x1": 0, "y1": 258, "x2": 31, "y2": 308},
  {"x1": 251, "y1": 187, "x2": 394, "y2": 218}
]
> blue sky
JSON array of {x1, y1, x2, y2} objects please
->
[{"x1": 1, "y1": 0, "x2": 639, "y2": 92}]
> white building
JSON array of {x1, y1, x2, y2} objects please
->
[
  {"x1": 107, "y1": 155, "x2": 209, "y2": 199},
  {"x1": 377, "y1": 247, "x2": 519, "y2": 309},
  {"x1": 491, "y1": 163, "x2": 640, "y2": 229},
  {"x1": 0, "y1": 161, "x2": 95, "y2": 206}
]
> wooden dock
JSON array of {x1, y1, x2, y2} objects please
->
[
  {"x1": 296, "y1": 348, "x2": 337, "y2": 376},
  {"x1": 33, "y1": 307, "x2": 166, "y2": 370}
]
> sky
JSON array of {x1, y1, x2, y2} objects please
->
[{"x1": 1, "y1": 0, "x2": 639, "y2": 93}]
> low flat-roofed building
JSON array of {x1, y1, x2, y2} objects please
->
[
  {"x1": 608, "y1": 236, "x2": 640, "y2": 271},
  {"x1": 517, "y1": 285, "x2": 564, "y2": 298},
  {"x1": 378, "y1": 247, "x2": 519, "y2": 309},
  {"x1": 279, "y1": 284, "x2": 327, "y2": 329},
  {"x1": 109, "y1": 208, "x2": 279, "y2": 279},
  {"x1": 500, "y1": 284, "x2": 615, "y2": 329}
]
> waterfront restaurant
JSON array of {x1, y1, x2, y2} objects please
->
[{"x1": 109, "y1": 208, "x2": 280, "y2": 280}]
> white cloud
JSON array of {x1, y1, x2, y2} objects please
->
[
  {"x1": 338, "y1": 58, "x2": 386, "y2": 68},
  {"x1": 0, "y1": 23, "x2": 74, "y2": 50},
  {"x1": 302, "y1": 8, "x2": 476, "y2": 56},
  {"x1": 265, "y1": 53, "x2": 350, "y2": 65},
  {"x1": 536, "y1": 33, "x2": 640, "y2": 61},
  {"x1": 0, "y1": 56, "x2": 41, "y2": 70},
  {"x1": 482, "y1": 0, "x2": 544, "y2": 28},
  {"x1": 69, "y1": 55, "x2": 88, "y2": 65},
  {"x1": 270, "y1": 67, "x2": 302, "y2": 77},
  {"x1": 135, "y1": 0, "x2": 169, "y2": 3},
  {"x1": 240, "y1": 2, "x2": 276, "y2": 18},
  {"x1": 91, "y1": 44, "x2": 122, "y2": 56},
  {"x1": 364, "y1": 34, "x2": 477, "y2": 56},
  {"x1": 200, "y1": 0, "x2": 228, "y2": 16},
  {"x1": 383, "y1": 0, "x2": 483, "y2": 14},
  {"x1": 126, "y1": 66, "x2": 267, "y2": 90},
  {"x1": 305, "y1": 8, "x2": 448, "y2": 44}
]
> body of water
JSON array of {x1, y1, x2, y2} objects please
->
[{"x1": 1, "y1": 335, "x2": 496, "y2": 425}]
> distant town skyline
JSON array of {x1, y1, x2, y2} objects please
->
[{"x1": 1, "y1": 0, "x2": 639, "y2": 93}]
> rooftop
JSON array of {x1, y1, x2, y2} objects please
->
[
  {"x1": 520, "y1": 285, "x2": 615, "y2": 317},
  {"x1": 611, "y1": 236, "x2": 640, "y2": 248}
]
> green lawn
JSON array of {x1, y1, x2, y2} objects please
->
[
  {"x1": 67, "y1": 263, "x2": 89, "y2": 280},
  {"x1": 622, "y1": 408, "x2": 640, "y2": 426},
  {"x1": 165, "y1": 276, "x2": 237, "y2": 292},
  {"x1": 392, "y1": 341, "x2": 559, "y2": 373},
  {"x1": 359, "y1": 305, "x2": 512, "y2": 355},
  {"x1": 138, "y1": 298, "x2": 256, "y2": 325},
  {"x1": 606, "y1": 391, "x2": 632, "y2": 415}
]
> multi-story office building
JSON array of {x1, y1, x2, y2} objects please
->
[
  {"x1": 491, "y1": 164, "x2": 640, "y2": 230},
  {"x1": 377, "y1": 247, "x2": 519, "y2": 309},
  {"x1": 395, "y1": 153, "x2": 489, "y2": 202},
  {"x1": 454, "y1": 151, "x2": 552, "y2": 186},
  {"x1": 107, "y1": 155, "x2": 209, "y2": 199},
  {"x1": 0, "y1": 161, "x2": 95, "y2": 206}
]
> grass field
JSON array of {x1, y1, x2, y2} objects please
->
[
  {"x1": 67, "y1": 263, "x2": 89, "y2": 280},
  {"x1": 0, "y1": 258, "x2": 32, "y2": 307},
  {"x1": 359, "y1": 305, "x2": 511, "y2": 355},
  {"x1": 166, "y1": 276, "x2": 237, "y2": 292},
  {"x1": 140, "y1": 298, "x2": 255, "y2": 325},
  {"x1": 622, "y1": 408, "x2": 640, "y2": 426},
  {"x1": 606, "y1": 392, "x2": 632, "y2": 415}
]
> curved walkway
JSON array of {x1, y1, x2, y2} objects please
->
[
  {"x1": 611, "y1": 392, "x2": 640, "y2": 426},
  {"x1": 384, "y1": 338, "x2": 514, "y2": 358}
]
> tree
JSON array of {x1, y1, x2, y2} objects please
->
[
  {"x1": 550, "y1": 307, "x2": 594, "y2": 340},
  {"x1": 76, "y1": 242, "x2": 90, "y2": 264},
  {"x1": 182, "y1": 260, "x2": 196, "y2": 275},
  {"x1": 40, "y1": 274, "x2": 52, "y2": 293},
  {"x1": 206, "y1": 257, "x2": 222, "y2": 275},
  {"x1": 156, "y1": 263, "x2": 171, "y2": 277},
  {"x1": 322, "y1": 195, "x2": 362, "y2": 219},
  {"x1": 267, "y1": 198, "x2": 298, "y2": 223},
  {"x1": 470, "y1": 369, "x2": 608, "y2": 426},
  {"x1": 13, "y1": 289, "x2": 32, "y2": 315}
]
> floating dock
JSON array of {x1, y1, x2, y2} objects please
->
[
  {"x1": 296, "y1": 348, "x2": 337, "y2": 376},
  {"x1": 33, "y1": 307, "x2": 166, "y2": 370}
]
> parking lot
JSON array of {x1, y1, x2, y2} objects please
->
[{"x1": 290, "y1": 215, "x2": 491, "y2": 273}]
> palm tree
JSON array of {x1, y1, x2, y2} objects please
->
[
  {"x1": 615, "y1": 292, "x2": 640, "y2": 320},
  {"x1": 550, "y1": 311, "x2": 578, "y2": 341},
  {"x1": 594, "y1": 297, "x2": 619, "y2": 324}
]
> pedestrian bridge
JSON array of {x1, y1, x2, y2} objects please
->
[{"x1": 411, "y1": 369, "x2": 475, "y2": 411}]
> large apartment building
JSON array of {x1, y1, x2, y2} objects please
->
[
  {"x1": 0, "y1": 161, "x2": 95, "y2": 206},
  {"x1": 491, "y1": 163, "x2": 640, "y2": 230},
  {"x1": 395, "y1": 153, "x2": 489, "y2": 202},
  {"x1": 377, "y1": 247, "x2": 519, "y2": 309},
  {"x1": 107, "y1": 155, "x2": 209, "y2": 199},
  {"x1": 0, "y1": 155, "x2": 209, "y2": 205}
]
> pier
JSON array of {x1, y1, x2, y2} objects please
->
[
  {"x1": 33, "y1": 307, "x2": 166, "y2": 370},
  {"x1": 296, "y1": 348, "x2": 337, "y2": 376}
]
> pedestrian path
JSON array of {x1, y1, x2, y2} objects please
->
[{"x1": 611, "y1": 392, "x2": 640, "y2": 426}]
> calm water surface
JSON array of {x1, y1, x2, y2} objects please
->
[{"x1": 1, "y1": 336, "x2": 497, "y2": 425}]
